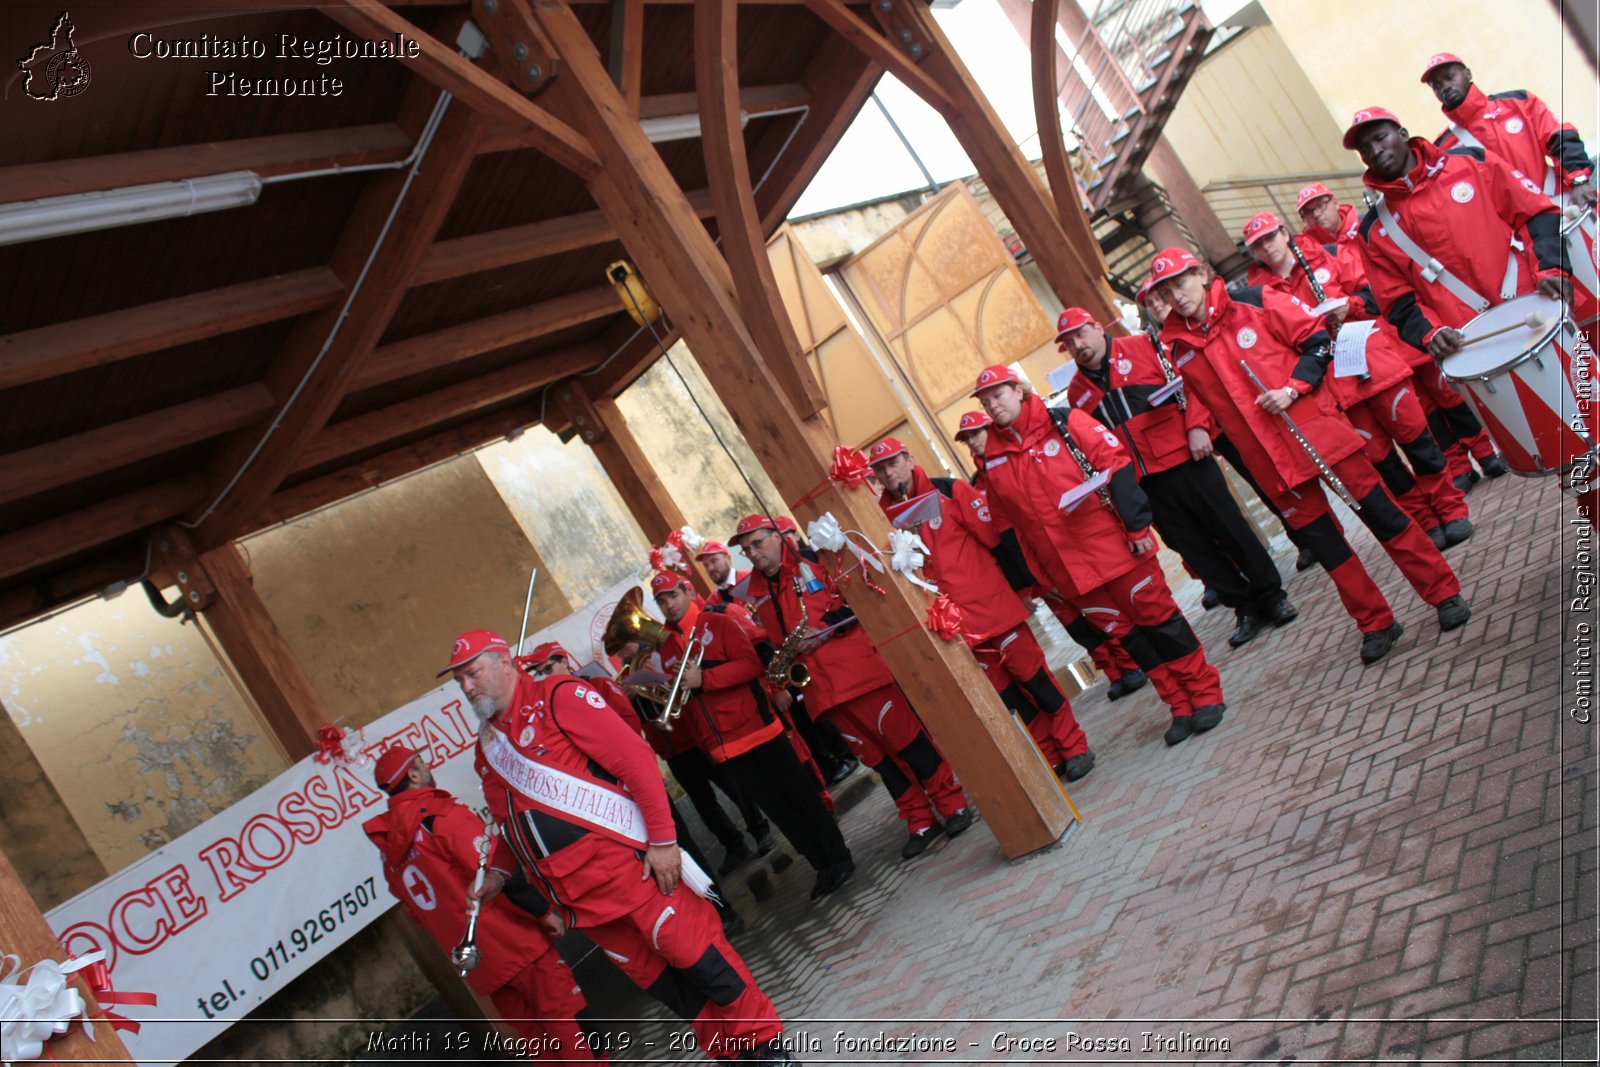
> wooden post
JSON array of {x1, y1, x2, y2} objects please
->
[{"x1": 524, "y1": 0, "x2": 1073, "y2": 858}]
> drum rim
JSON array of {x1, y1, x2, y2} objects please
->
[{"x1": 1441, "y1": 308, "x2": 1576, "y2": 382}]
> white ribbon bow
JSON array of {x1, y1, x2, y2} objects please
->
[
  {"x1": 806, "y1": 514, "x2": 885, "y2": 572},
  {"x1": 658, "y1": 542, "x2": 685, "y2": 571},
  {"x1": 886, "y1": 528, "x2": 941, "y2": 593},
  {"x1": 678, "y1": 525, "x2": 705, "y2": 553},
  {"x1": 0, "y1": 951, "x2": 100, "y2": 1065}
]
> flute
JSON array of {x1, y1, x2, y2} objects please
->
[{"x1": 1239, "y1": 361, "x2": 1362, "y2": 512}]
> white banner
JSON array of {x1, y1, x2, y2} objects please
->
[{"x1": 44, "y1": 573, "x2": 651, "y2": 1067}]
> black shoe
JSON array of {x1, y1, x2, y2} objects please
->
[
  {"x1": 1425, "y1": 525, "x2": 1448, "y2": 550},
  {"x1": 718, "y1": 843, "x2": 753, "y2": 874},
  {"x1": 1479, "y1": 453, "x2": 1509, "y2": 478},
  {"x1": 1436, "y1": 594, "x2": 1472, "y2": 631},
  {"x1": 1119, "y1": 668, "x2": 1149, "y2": 696},
  {"x1": 827, "y1": 759, "x2": 859, "y2": 785},
  {"x1": 1060, "y1": 750, "x2": 1096, "y2": 782},
  {"x1": 1164, "y1": 715, "x2": 1196, "y2": 746},
  {"x1": 943, "y1": 808, "x2": 975, "y2": 837},
  {"x1": 1359, "y1": 622, "x2": 1404, "y2": 664},
  {"x1": 1453, "y1": 469, "x2": 1482, "y2": 494},
  {"x1": 719, "y1": 906, "x2": 746, "y2": 937},
  {"x1": 1106, "y1": 676, "x2": 1127, "y2": 700},
  {"x1": 1441, "y1": 517, "x2": 1473, "y2": 546},
  {"x1": 1295, "y1": 545, "x2": 1318, "y2": 571},
  {"x1": 769, "y1": 851, "x2": 794, "y2": 874},
  {"x1": 901, "y1": 822, "x2": 945, "y2": 860},
  {"x1": 1201, "y1": 585, "x2": 1221, "y2": 610},
  {"x1": 753, "y1": 831, "x2": 777, "y2": 855},
  {"x1": 1261, "y1": 596, "x2": 1298, "y2": 626},
  {"x1": 1228, "y1": 610, "x2": 1265, "y2": 648},
  {"x1": 1191, "y1": 704, "x2": 1225, "y2": 733}
]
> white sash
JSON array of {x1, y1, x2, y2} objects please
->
[{"x1": 480, "y1": 725, "x2": 717, "y2": 899}]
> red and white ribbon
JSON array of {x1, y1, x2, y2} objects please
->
[
  {"x1": 313, "y1": 724, "x2": 370, "y2": 766},
  {"x1": 0, "y1": 947, "x2": 157, "y2": 1065},
  {"x1": 677, "y1": 525, "x2": 705, "y2": 554},
  {"x1": 886, "y1": 528, "x2": 940, "y2": 594}
]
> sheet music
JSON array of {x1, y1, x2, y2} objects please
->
[
  {"x1": 1308, "y1": 296, "x2": 1349, "y2": 318},
  {"x1": 1332, "y1": 320, "x2": 1377, "y2": 378},
  {"x1": 1058, "y1": 470, "x2": 1110, "y2": 512},
  {"x1": 1149, "y1": 377, "x2": 1185, "y2": 406}
]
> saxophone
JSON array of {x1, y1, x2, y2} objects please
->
[{"x1": 763, "y1": 577, "x2": 813, "y2": 689}]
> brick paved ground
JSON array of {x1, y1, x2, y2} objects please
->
[{"x1": 580, "y1": 469, "x2": 1597, "y2": 1064}]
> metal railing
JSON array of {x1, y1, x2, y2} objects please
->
[{"x1": 1200, "y1": 170, "x2": 1368, "y2": 243}]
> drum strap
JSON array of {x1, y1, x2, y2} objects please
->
[{"x1": 1374, "y1": 196, "x2": 1493, "y2": 313}]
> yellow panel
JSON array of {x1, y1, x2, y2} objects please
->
[
  {"x1": 791, "y1": 246, "x2": 848, "y2": 342},
  {"x1": 975, "y1": 270, "x2": 1058, "y2": 365},
  {"x1": 899, "y1": 254, "x2": 947, "y2": 330},
  {"x1": 902, "y1": 307, "x2": 986, "y2": 407},
  {"x1": 842, "y1": 233, "x2": 915, "y2": 335},
  {"x1": 765, "y1": 230, "x2": 814, "y2": 350},
  {"x1": 817, "y1": 330, "x2": 906, "y2": 448},
  {"x1": 912, "y1": 189, "x2": 1008, "y2": 303}
]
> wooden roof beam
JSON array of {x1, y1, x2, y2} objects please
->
[
  {"x1": 0, "y1": 269, "x2": 342, "y2": 391},
  {"x1": 797, "y1": 0, "x2": 955, "y2": 117},
  {"x1": 294, "y1": 347, "x2": 605, "y2": 474},
  {"x1": 0, "y1": 480, "x2": 206, "y2": 583},
  {"x1": 477, "y1": 83, "x2": 813, "y2": 153},
  {"x1": 350, "y1": 287, "x2": 619, "y2": 392},
  {"x1": 0, "y1": 385, "x2": 274, "y2": 507},
  {"x1": 0, "y1": 126, "x2": 412, "y2": 205}
]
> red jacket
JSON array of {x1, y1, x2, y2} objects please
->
[
  {"x1": 980, "y1": 394, "x2": 1152, "y2": 598},
  {"x1": 1246, "y1": 238, "x2": 1418, "y2": 392},
  {"x1": 877, "y1": 465, "x2": 1029, "y2": 644},
  {"x1": 1161, "y1": 278, "x2": 1361, "y2": 497},
  {"x1": 660, "y1": 604, "x2": 783, "y2": 762},
  {"x1": 477, "y1": 672, "x2": 678, "y2": 926},
  {"x1": 1065, "y1": 332, "x2": 1214, "y2": 477},
  {"x1": 709, "y1": 570, "x2": 752, "y2": 608},
  {"x1": 364, "y1": 787, "x2": 554, "y2": 995},
  {"x1": 1436, "y1": 83, "x2": 1593, "y2": 195},
  {"x1": 744, "y1": 553, "x2": 893, "y2": 714},
  {"x1": 1302, "y1": 201, "x2": 1362, "y2": 249},
  {"x1": 1357, "y1": 138, "x2": 1566, "y2": 350}
]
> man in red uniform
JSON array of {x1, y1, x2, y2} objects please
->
[
  {"x1": 445, "y1": 630, "x2": 798, "y2": 1063},
  {"x1": 730, "y1": 515, "x2": 974, "y2": 859},
  {"x1": 1058, "y1": 305, "x2": 1297, "y2": 648},
  {"x1": 365, "y1": 746, "x2": 602, "y2": 1061},
  {"x1": 973, "y1": 364, "x2": 1228, "y2": 746},
  {"x1": 1345, "y1": 107, "x2": 1571, "y2": 486},
  {"x1": 1423, "y1": 53, "x2": 1596, "y2": 207},
  {"x1": 867, "y1": 436, "x2": 1096, "y2": 781},
  {"x1": 650, "y1": 571, "x2": 856, "y2": 899},
  {"x1": 1242, "y1": 211, "x2": 1473, "y2": 549},
  {"x1": 1148, "y1": 247, "x2": 1472, "y2": 665},
  {"x1": 1297, "y1": 183, "x2": 1363, "y2": 254},
  {"x1": 696, "y1": 541, "x2": 749, "y2": 607}
]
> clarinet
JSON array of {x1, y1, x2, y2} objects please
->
[
  {"x1": 1288, "y1": 238, "x2": 1328, "y2": 306},
  {"x1": 1046, "y1": 405, "x2": 1117, "y2": 517},
  {"x1": 1147, "y1": 327, "x2": 1187, "y2": 412}
]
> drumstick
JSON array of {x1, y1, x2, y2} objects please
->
[{"x1": 1459, "y1": 313, "x2": 1547, "y2": 348}]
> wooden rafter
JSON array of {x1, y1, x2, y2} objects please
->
[
  {"x1": 294, "y1": 347, "x2": 603, "y2": 474},
  {"x1": 1029, "y1": 0, "x2": 1079, "y2": 239},
  {"x1": 616, "y1": 0, "x2": 646, "y2": 113},
  {"x1": 695, "y1": 0, "x2": 824, "y2": 416},
  {"x1": 797, "y1": 0, "x2": 955, "y2": 117},
  {"x1": 477, "y1": 83, "x2": 813, "y2": 152},
  {"x1": 350, "y1": 289, "x2": 618, "y2": 392},
  {"x1": 0, "y1": 480, "x2": 206, "y2": 583},
  {"x1": 325, "y1": 0, "x2": 599, "y2": 177},
  {"x1": 0, "y1": 385, "x2": 274, "y2": 507},
  {"x1": 0, "y1": 270, "x2": 342, "y2": 391}
]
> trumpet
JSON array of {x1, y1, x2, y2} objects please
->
[
  {"x1": 657, "y1": 628, "x2": 707, "y2": 730},
  {"x1": 763, "y1": 578, "x2": 813, "y2": 689}
]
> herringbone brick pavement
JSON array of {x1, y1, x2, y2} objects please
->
[{"x1": 582, "y1": 470, "x2": 1597, "y2": 1063}]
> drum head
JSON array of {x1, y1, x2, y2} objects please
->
[{"x1": 1441, "y1": 292, "x2": 1568, "y2": 379}]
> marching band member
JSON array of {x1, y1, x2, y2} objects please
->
[
  {"x1": 1147, "y1": 247, "x2": 1472, "y2": 665},
  {"x1": 1296, "y1": 183, "x2": 1363, "y2": 259},
  {"x1": 972, "y1": 364, "x2": 1228, "y2": 747},
  {"x1": 730, "y1": 514, "x2": 974, "y2": 860},
  {"x1": 1057, "y1": 304, "x2": 1297, "y2": 649},
  {"x1": 365, "y1": 746, "x2": 602, "y2": 1061},
  {"x1": 1344, "y1": 107, "x2": 1569, "y2": 487},
  {"x1": 866, "y1": 436, "x2": 1096, "y2": 781},
  {"x1": 650, "y1": 571, "x2": 856, "y2": 900},
  {"x1": 1242, "y1": 211, "x2": 1472, "y2": 550},
  {"x1": 696, "y1": 541, "x2": 749, "y2": 607},
  {"x1": 446, "y1": 630, "x2": 799, "y2": 1063}
]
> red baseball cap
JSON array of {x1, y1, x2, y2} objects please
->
[
  {"x1": 1242, "y1": 211, "x2": 1283, "y2": 247},
  {"x1": 1296, "y1": 182, "x2": 1334, "y2": 213},
  {"x1": 693, "y1": 539, "x2": 730, "y2": 560},
  {"x1": 774, "y1": 515, "x2": 799, "y2": 535},
  {"x1": 375, "y1": 745, "x2": 423, "y2": 790},
  {"x1": 1147, "y1": 247, "x2": 1202, "y2": 286},
  {"x1": 972, "y1": 364, "x2": 1022, "y2": 397},
  {"x1": 523, "y1": 641, "x2": 571, "y2": 665},
  {"x1": 954, "y1": 411, "x2": 991, "y2": 438},
  {"x1": 437, "y1": 629, "x2": 510, "y2": 676},
  {"x1": 650, "y1": 571, "x2": 691, "y2": 595},
  {"x1": 1343, "y1": 106, "x2": 1404, "y2": 150},
  {"x1": 1419, "y1": 52, "x2": 1464, "y2": 82},
  {"x1": 1054, "y1": 307, "x2": 1096, "y2": 340},
  {"x1": 730, "y1": 513, "x2": 778, "y2": 546},
  {"x1": 867, "y1": 437, "x2": 910, "y2": 465}
]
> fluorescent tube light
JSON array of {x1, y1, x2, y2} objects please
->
[
  {"x1": 0, "y1": 170, "x2": 263, "y2": 246},
  {"x1": 639, "y1": 111, "x2": 750, "y2": 144}
]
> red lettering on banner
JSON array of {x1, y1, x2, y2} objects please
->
[
  {"x1": 198, "y1": 837, "x2": 264, "y2": 902},
  {"x1": 240, "y1": 813, "x2": 294, "y2": 870},
  {"x1": 302, "y1": 775, "x2": 344, "y2": 829},
  {"x1": 441, "y1": 699, "x2": 475, "y2": 743},
  {"x1": 277, "y1": 792, "x2": 325, "y2": 846},
  {"x1": 154, "y1": 864, "x2": 207, "y2": 930},
  {"x1": 58, "y1": 920, "x2": 117, "y2": 972},
  {"x1": 418, "y1": 712, "x2": 466, "y2": 757},
  {"x1": 332, "y1": 763, "x2": 383, "y2": 821},
  {"x1": 110, "y1": 888, "x2": 169, "y2": 952}
]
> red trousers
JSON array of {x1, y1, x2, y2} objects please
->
[
  {"x1": 585, "y1": 876, "x2": 781, "y2": 1060},
  {"x1": 1057, "y1": 555, "x2": 1225, "y2": 719},
  {"x1": 824, "y1": 682, "x2": 968, "y2": 833},
  {"x1": 490, "y1": 946, "x2": 603, "y2": 1061},
  {"x1": 1268, "y1": 452, "x2": 1461, "y2": 633},
  {"x1": 972, "y1": 623, "x2": 1088, "y2": 764},
  {"x1": 1344, "y1": 379, "x2": 1469, "y2": 528},
  {"x1": 1044, "y1": 599, "x2": 1139, "y2": 681},
  {"x1": 1411, "y1": 361, "x2": 1497, "y2": 477}
]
